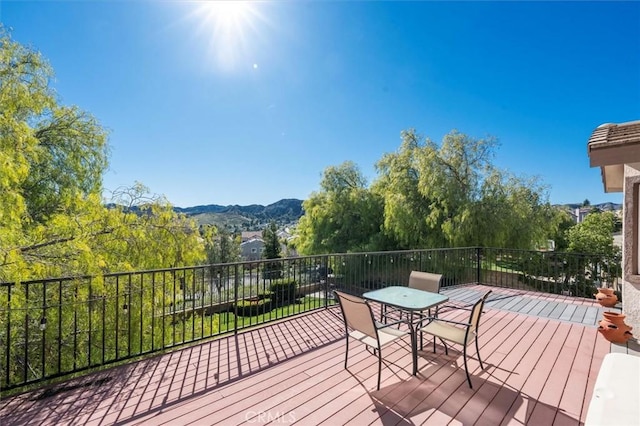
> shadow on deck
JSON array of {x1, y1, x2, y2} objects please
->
[{"x1": 0, "y1": 284, "x2": 614, "y2": 425}]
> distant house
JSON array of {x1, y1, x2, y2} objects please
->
[
  {"x1": 241, "y1": 229, "x2": 299, "y2": 259},
  {"x1": 276, "y1": 229, "x2": 291, "y2": 240},
  {"x1": 240, "y1": 238, "x2": 264, "y2": 261},
  {"x1": 241, "y1": 231, "x2": 263, "y2": 242},
  {"x1": 570, "y1": 207, "x2": 591, "y2": 223}
]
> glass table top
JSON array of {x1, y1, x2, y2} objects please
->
[{"x1": 363, "y1": 286, "x2": 448, "y2": 311}]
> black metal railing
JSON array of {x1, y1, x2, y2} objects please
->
[
  {"x1": 479, "y1": 248, "x2": 621, "y2": 298},
  {"x1": 0, "y1": 247, "x2": 621, "y2": 393}
]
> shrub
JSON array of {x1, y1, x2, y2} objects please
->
[
  {"x1": 234, "y1": 298, "x2": 273, "y2": 317},
  {"x1": 269, "y1": 279, "x2": 298, "y2": 305}
]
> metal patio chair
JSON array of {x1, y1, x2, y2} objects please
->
[
  {"x1": 334, "y1": 290, "x2": 413, "y2": 391},
  {"x1": 419, "y1": 290, "x2": 492, "y2": 389}
]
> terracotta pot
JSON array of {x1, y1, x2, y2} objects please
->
[
  {"x1": 594, "y1": 288, "x2": 618, "y2": 308},
  {"x1": 598, "y1": 312, "x2": 634, "y2": 344}
]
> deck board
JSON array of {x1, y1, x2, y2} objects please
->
[{"x1": 0, "y1": 284, "x2": 616, "y2": 426}]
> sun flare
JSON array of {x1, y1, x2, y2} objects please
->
[
  {"x1": 189, "y1": 1, "x2": 263, "y2": 72},
  {"x1": 201, "y1": 1, "x2": 251, "y2": 33}
]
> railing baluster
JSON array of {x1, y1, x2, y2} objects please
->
[
  {"x1": 4, "y1": 284, "x2": 11, "y2": 389},
  {"x1": 23, "y1": 282, "x2": 29, "y2": 384},
  {"x1": 41, "y1": 282, "x2": 46, "y2": 380}
]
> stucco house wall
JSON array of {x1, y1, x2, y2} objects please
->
[
  {"x1": 622, "y1": 164, "x2": 640, "y2": 332},
  {"x1": 588, "y1": 120, "x2": 640, "y2": 334}
]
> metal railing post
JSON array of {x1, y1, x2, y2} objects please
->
[
  {"x1": 476, "y1": 247, "x2": 482, "y2": 284},
  {"x1": 233, "y1": 264, "x2": 239, "y2": 335}
]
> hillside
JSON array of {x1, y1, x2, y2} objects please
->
[
  {"x1": 175, "y1": 199, "x2": 304, "y2": 229},
  {"x1": 559, "y1": 202, "x2": 622, "y2": 212},
  {"x1": 172, "y1": 199, "x2": 621, "y2": 231}
]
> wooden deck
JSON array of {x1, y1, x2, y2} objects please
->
[{"x1": 0, "y1": 285, "x2": 619, "y2": 425}]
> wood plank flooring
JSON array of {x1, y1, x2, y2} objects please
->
[
  {"x1": 440, "y1": 284, "x2": 612, "y2": 327},
  {"x1": 0, "y1": 285, "x2": 615, "y2": 426}
]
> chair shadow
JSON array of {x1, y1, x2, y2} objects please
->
[{"x1": 368, "y1": 354, "x2": 582, "y2": 426}]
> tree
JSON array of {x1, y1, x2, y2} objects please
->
[
  {"x1": 262, "y1": 221, "x2": 283, "y2": 279},
  {"x1": 204, "y1": 226, "x2": 241, "y2": 265},
  {"x1": 0, "y1": 29, "x2": 208, "y2": 282},
  {"x1": 262, "y1": 222, "x2": 281, "y2": 260},
  {"x1": 547, "y1": 208, "x2": 575, "y2": 251},
  {"x1": 372, "y1": 129, "x2": 554, "y2": 249},
  {"x1": 203, "y1": 225, "x2": 240, "y2": 293},
  {"x1": 559, "y1": 211, "x2": 621, "y2": 295},
  {"x1": 0, "y1": 30, "x2": 214, "y2": 387},
  {"x1": 295, "y1": 162, "x2": 389, "y2": 255},
  {"x1": 566, "y1": 211, "x2": 619, "y2": 256}
]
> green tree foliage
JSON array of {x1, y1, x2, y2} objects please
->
[
  {"x1": 295, "y1": 162, "x2": 389, "y2": 254},
  {"x1": 202, "y1": 224, "x2": 240, "y2": 294},
  {"x1": 204, "y1": 226, "x2": 241, "y2": 265},
  {"x1": 0, "y1": 30, "x2": 212, "y2": 388},
  {"x1": 297, "y1": 130, "x2": 557, "y2": 254},
  {"x1": 262, "y1": 221, "x2": 282, "y2": 260},
  {"x1": 262, "y1": 221, "x2": 283, "y2": 279},
  {"x1": 0, "y1": 29, "x2": 207, "y2": 282},
  {"x1": 548, "y1": 209, "x2": 575, "y2": 251},
  {"x1": 554, "y1": 211, "x2": 622, "y2": 295},
  {"x1": 566, "y1": 211, "x2": 619, "y2": 256},
  {"x1": 373, "y1": 129, "x2": 554, "y2": 249}
]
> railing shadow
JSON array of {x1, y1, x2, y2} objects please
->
[{"x1": 0, "y1": 307, "x2": 345, "y2": 425}]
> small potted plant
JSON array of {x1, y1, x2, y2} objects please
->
[
  {"x1": 598, "y1": 311, "x2": 633, "y2": 343},
  {"x1": 594, "y1": 285, "x2": 618, "y2": 308}
]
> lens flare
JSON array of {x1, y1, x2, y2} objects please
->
[{"x1": 190, "y1": 1, "x2": 263, "y2": 72}]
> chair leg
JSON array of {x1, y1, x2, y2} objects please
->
[
  {"x1": 344, "y1": 336, "x2": 349, "y2": 369},
  {"x1": 377, "y1": 346, "x2": 382, "y2": 391},
  {"x1": 409, "y1": 326, "x2": 417, "y2": 376},
  {"x1": 463, "y1": 345, "x2": 472, "y2": 389},
  {"x1": 440, "y1": 338, "x2": 448, "y2": 355},
  {"x1": 475, "y1": 335, "x2": 484, "y2": 370}
]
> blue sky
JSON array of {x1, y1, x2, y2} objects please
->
[{"x1": 2, "y1": 1, "x2": 639, "y2": 207}]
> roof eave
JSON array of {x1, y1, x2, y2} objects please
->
[{"x1": 587, "y1": 120, "x2": 640, "y2": 193}]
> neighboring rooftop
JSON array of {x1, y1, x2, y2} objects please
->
[{"x1": 588, "y1": 120, "x2": 640, "y2": 192}]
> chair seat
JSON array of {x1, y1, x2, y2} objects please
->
[
  {"x1": 421, "y1": 320, "x2": 471, "y2": 346},
  {"x1": 418, "y1": 290, "x2": 491, "y2": 389},
  {"x1": 334, "y1": 290, "x2": 414, "y2": 391},
  {"x1": 350, "y1": 326, "x2": 409, "y2": 348}
]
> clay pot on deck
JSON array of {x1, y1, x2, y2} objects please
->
[
  {"x1": 598, "y1": 312, "x2": 634, "y2": 344},
  {"x1": 594, "y1": 287, "x2": 618, "y2": 308}
]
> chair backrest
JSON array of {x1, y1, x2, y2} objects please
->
[
  {"x1": 470, "y1": 290, "x2": 492, "y2": 333},
  {"x1": 334, "y1": 291, "x2": 377, "y2": 339},
  {"x1": 408, "y1": 271, "x2": 442, "y2": 293}
]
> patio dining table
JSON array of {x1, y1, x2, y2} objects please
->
[{"x1": 363, "y1": 286, "x2": 449, "y2": 375}]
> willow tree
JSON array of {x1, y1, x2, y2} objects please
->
[
  {"x1": 0, "y1": 29, "x2": 213, "y2": 388},
  {"x1": 0, "y1": 29, "x2": 207, "y2": 282},
  {"x1": 295, "y1": 162, "x2": 388, "y2": 255},
  {"x1": 371, "y1": 129, "x2": 555, "y2": 250}
]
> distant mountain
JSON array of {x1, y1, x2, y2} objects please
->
[
  {"x1": 558, "y1": 202, "x2": 622, "y2": 211},
  {"x1": 175, "y1": 199, "x2": 622, "y2": 230},
  {"x1": 175, "y1": 199, "x2": 304, "y2": 228}
]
